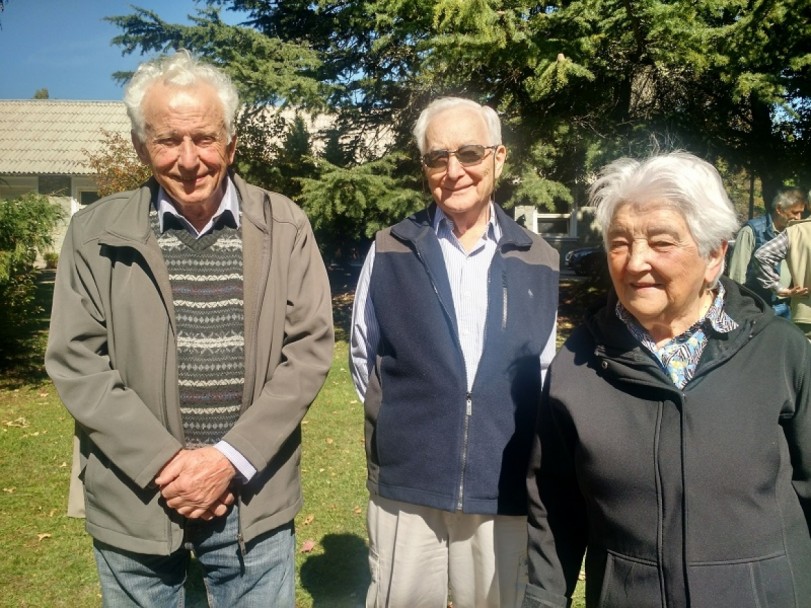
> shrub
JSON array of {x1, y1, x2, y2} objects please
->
[
  {"x1": 0, "y1": 194, "x2": 65, "y2": 367},
  {"x1": 43, "y1": 251, "x2": 59, "y2": 269}
]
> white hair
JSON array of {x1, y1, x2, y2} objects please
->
[
  {"x1": 772, "y1": 188, "x2": 807, "y2": 212},
  {"x1": 412, "y1": 97, "x2": 502, "y2": 154},
  {"x1": 123, "y1": 49, "x2": 239, "y2": 144},
  {"x1": 590, "y1": 151, "x2": 739, "y2": 259}
]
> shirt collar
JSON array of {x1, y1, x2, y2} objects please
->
[
  {"x1": 432, "y1": 202, "x2": 501, "y2": 243},
  {"x1": 154, "y1": 177, "x2": 240, "y2": 237},
  {"x1": 616, "y1": 281, "x2": 738, "y2": 343}
]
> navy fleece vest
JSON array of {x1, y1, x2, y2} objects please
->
[{"x1": 364, "y1": 205, "x2": 559, "y2": 515}]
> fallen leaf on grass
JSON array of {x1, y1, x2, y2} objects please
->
[
  {"x1": 353, "y1": 505, "x2": 362, "y2": 515},
  {"x1": 4, "y1": 417, "x2": 29, "y2": 428},
  {"x1": 326, "y1": 437, "x2": 334, "y2": 445},
  {"x1": 300, "y1": 539, "x2": 316, "y2": 553},
  {"x1": 3, "y1": 488, "x2": 15, "y2": 494},
  {"x1": 37, "y1": 533, "x2": 52, "y2": 542},
  {"x1": 302, "y1": 514, "x2": 315, "y2": 526}
]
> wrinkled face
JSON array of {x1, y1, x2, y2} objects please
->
[
  {"x1": 423, "y1": 107, "x2": 506, "y2": 224},
  {"x1": 132, "y1": 82, "x2": 236, "y2": 215},
  {"x1": 773, "y1": 202, "x2": 805, "y2": 231},
  {"x1": 607, "y1": 203, "x2": 725, "y2": 338}
]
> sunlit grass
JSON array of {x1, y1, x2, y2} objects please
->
[{"x1": 0, "y1": 271, "x2": 590, "y2": 607}]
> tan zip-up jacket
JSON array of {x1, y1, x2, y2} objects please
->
[{"x1": 45, "y1": 174, "x2": 334, "y2": 555}]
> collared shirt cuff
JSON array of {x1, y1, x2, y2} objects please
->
[{"x1": 214, "y1": 441, "x2": 257, "y2": 482}]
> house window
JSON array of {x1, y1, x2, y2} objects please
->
[
  {"x1": 39, "y1": 175, "x2": 71, "y2": 196},
  {"x1": 0, "y1": 176, "x2": 38, "y2": 199},
  {"x1": 80, "y1": 191, "x2": 100, "y2": 205},
  {"x1": 534, "y1": 214, "x2": 572, "y2": 236}
]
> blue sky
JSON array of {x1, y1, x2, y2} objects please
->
[{"x1": 0, "y1": 1, "x2": 248, "y2": 100}]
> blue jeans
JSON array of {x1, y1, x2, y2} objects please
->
[
  {"x1": 93, "y1": 507, "x2": 295, "y2": 608},
  {"x1": 773, "y1": 301, "x2": 790, "y2": 319}
]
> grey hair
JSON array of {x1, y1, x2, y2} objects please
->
[
  {"x1": 123, "y1": 49, "x2": 239, "y2": 144},
  {"x1": 591, "y1": 152, "x2": 739, "y2": 263},
  {"x1": 412, "y1": 97, "x2": 502, "y2": 154},
  {"x1": 772, "y1": 188, "x2": 807, "y2": 212}
]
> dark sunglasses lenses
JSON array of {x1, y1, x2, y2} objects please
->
[{"x1": 423, "y1": 145, "x2": 490, "y2": 168}]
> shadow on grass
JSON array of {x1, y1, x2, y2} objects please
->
[
  {"x1": 300, "y1": 533, "x2": 370, "y2": 607},
  {"x1": 0, "y1": 268, "x2": 55, "y2": 389}
]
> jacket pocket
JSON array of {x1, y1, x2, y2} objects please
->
[
  {"x1": 83, "y1": 450, "x2": 163, "y2": 542},
  {"x1": 597, "y1": 551, "x2": 660, "y2": 608},
  {"x1": 688, "y1": 553, "x2": 796, "y2": 608}
]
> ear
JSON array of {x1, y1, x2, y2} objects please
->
[
  {"x1": 493, "y1": 144, "x2": 507, "y2": 180},
  {"x1": 131, "y1": 131, "x2": 150, "y2": 165},
  {"x1": 704, "y1": 241, "x2": 728, "y2": 284},
  {"x1": 226, "y1": 135, "x2": 238, "y2": 165}
]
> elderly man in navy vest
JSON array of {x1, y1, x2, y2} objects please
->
[
  {"x1": 350, "y1": 97, "x2": 559, "y2": 607},
  {"x1": 727, "y1": 188, "x2": 806, "y2": 317}
]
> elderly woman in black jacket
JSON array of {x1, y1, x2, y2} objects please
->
[{"x1": 523, "y1": 152, "x2": 811, "y2": 608}]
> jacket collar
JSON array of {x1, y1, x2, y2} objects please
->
[
  {"x1": 587, "y1": 276, "x2": 774, "y2": 366},
  {"x1": 392, "y1": 202, "x2": 532, "y2": 250},
  {"x1": 98, "y1": 172, "x2": 268, "y2": 243}
]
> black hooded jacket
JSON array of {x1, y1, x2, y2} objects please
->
[{"x1": 524, "y1": 277, "x2": 811, "y2": 608}]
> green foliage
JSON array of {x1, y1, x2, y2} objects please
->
[
  {"x1": 107, "y1": 6, "x2": 328, "y2": 109},
  {"x1": 0, "y1": 194, "x2": 64, "y2": 368},
  {"x1": 235, "y1": 112, "x2": 318, "y2": 200},
  {"x1": 82, "y1": 130, "x2": 152, "y2": 197},
  {"x1": 299, "y1": 153, "x2": 425, "y2": 261},
  {"x1": 108, "y1": 0, "x2": 811, "y2": 245}
]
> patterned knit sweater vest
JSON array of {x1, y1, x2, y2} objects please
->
[{"x1": 151, "y1": 210, "x2": 245, "y2": 447}]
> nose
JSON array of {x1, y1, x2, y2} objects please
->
[
  {"x1": 177, "y1": 138, "x2": 200, "y2": 170},
  {"x1": 626, "y1": 242, "x2": 652, "y2": 272},
  {"x1": 445, "y1": 154, "x2": 465, "y2": 179}
]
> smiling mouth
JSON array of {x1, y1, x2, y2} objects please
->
[{"x1": 177, "y1": 175, "x2": 206, "y2": 186}]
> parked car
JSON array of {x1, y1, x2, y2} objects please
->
[{"x1": 565, "y1": 245, "x2": 607, "y2": 277}]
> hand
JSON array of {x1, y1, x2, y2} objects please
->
[
  {"x1": 198, "y1": 489, "x2": 236, "y2": 522},
  {"x1": 155, "y1": 447, "x2": 237, "y2": 519},
  {"x1": 778, "y1": 285, "x2": 809, "y2": 298}
]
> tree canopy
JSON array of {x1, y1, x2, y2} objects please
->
[{"x1": 107, "y1": 0, "x2": 811, "y2": 247}]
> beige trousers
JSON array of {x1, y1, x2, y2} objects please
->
[
  {"x1": 365, "y1": 495, "x2": 528, "y2": 608},
  {"x1": 67, "y1": 432, "x2": 85, "y2": 518}
]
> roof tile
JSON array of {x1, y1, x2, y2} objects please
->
[{"x1": 0, "y1": 100, "x2": 131, "y2": 175}]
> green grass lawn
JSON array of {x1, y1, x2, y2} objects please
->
[
  {"x1": 0, "y1": 342, "x2": 370, "y2": 608},
  {"x1": 0, "y1": 270, "x2": 589, "y2": 607}
]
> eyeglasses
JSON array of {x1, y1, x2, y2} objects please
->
[{"x1": 421, "y1": 145, "x2": 498, "y2": 170}]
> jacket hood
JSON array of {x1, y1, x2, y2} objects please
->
[{"x1": 584, "y1": 276, "x2": 776, "y2": 366}]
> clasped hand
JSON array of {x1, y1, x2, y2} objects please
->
[
  {"x1": 155, "y1": 447, "x2": 236, "y2": 521},
  {"x1": 778, "y1": 285, "x2": 810, "y2": 298}
]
